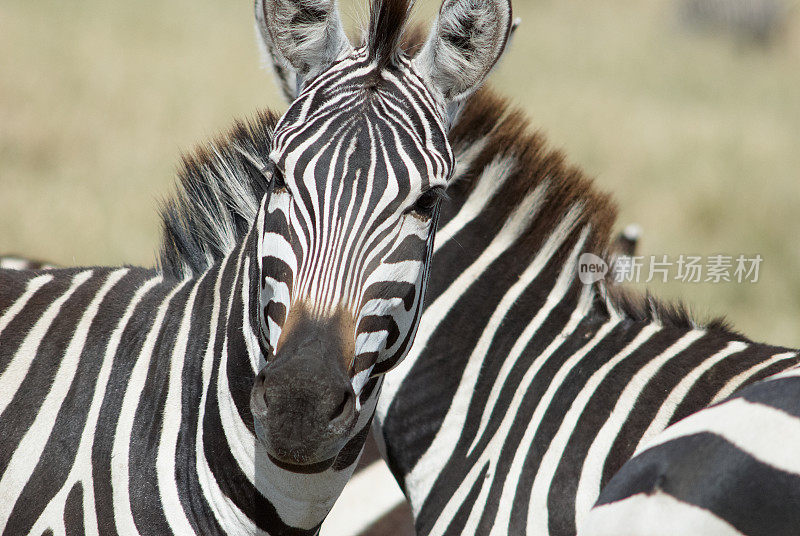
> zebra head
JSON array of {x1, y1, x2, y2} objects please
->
[{"x1": 250, "y1": 0, "x2": 512, "y2": 468}]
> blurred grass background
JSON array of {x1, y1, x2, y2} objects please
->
[{"x1": 1, "y1": 0, "x2": 799, "y2": 346}]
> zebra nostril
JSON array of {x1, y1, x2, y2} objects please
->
[{"x1": 329, "y1": 391, "x2": 353, "y2": 422}]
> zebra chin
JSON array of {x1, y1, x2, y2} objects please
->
[{"x1": 250, "y1": 306, "x2": 359, "y2": 468}]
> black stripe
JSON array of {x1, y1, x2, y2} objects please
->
[
  {"x1": 0, "y1": 269, "x2": 31, "y2": 319},
  {"x1": 333, "y1": 418, "x2": 373, "y2": 471},
  {"x1": 596, "y1": 432, "x2": 800, "y2": 536},
  {"x1": 0, "y1": 271, "x2": 67, "y2": 376},
  {"x1": 1, "y1": 270, "x2": 107, "y2": 535},
  {"x1": 671, "y1": 343, "x2": 778, "y2": 425},
  {"x1": 64, "y1": 482, "x2": 85, "y2": 536},
  {"x1": 203, "y1": 363, "x2": 318, "y2": 535},
  {"x1": 202, "y1": 255, "x2": 317, "y2": 535},
  {"x1": 267, "y1": 453, "x2": 335, "y2": 474},
  {"x1": 600, "y1": 333, "x2": 727, "y2": 483},
  {"x1": 175, "y1": 264, "x2": 227, "y2": 535},
  {"x1": 417, "y1": 256, "x2": 585, "y2": 531},
  {"x1": 92, "y1": 277, "x2": 169, "y2": 536},
  {"x1": 226, "y1": 265, "x2": 259, "y2": 435},
  {"x1": 436, "y1": 463, "x2": 489, "y2": 536},
  {"x1": 5, "y1": 270, "x2": 141, "y2": 535},
  {"x1": 544, "y1": 321, "x2": 652, "y2": 536},
  {"x1": 733, "y1": 375, "x2": 800, "y2": 418},
  {"x1": 129, "y1": 282, "x2": 194, "y2": 535}
]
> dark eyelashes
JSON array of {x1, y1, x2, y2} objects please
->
[
  {"x1": 408, "y1": 185, "x2": 448, "y2": 214},
  {"x1": 267, "y1": 162, "x2": 288, "y2": 192}
]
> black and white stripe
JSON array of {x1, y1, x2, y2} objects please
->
[
  {"x1": 0, "y1": 0, "x2": 514, "y2": 533},
  {"x1": 0, "y1": 242, "x2": 341, "y2": 535},
  {"x1": 0, "y1": 255, "x2": 57, "y2": 271},
  {"x1": 366, "y1": 87, "x2": 799, "y2": 536},
  {"x1": 582, "y1": 364, "x2": 800, "y2": 536}
]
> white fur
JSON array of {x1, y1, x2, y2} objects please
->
[
  {"x1": 579, "y1": 492, "x2": 744, "y2": 536},
  {"x1": 257, "y1": 0, "x2": 352, "y2": 80},
  {"x1": 414, "y1": 0, "x2": 512, "y2": 101},
  {"x1": 711, "y1": 351, "x2": 797, "y2": 403}
]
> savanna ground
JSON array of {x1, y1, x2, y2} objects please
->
[{"x1": 2, "y1": 0, "x2": 799, "y2": 346}]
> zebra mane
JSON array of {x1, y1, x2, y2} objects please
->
[
  {"x1": 366, "y1": 0, "x2": 413, "y2": 72},
  {"x1": 446, "y1": 87, "x2": 738, "y2": 334},
  {"x1": 158, "y1": 110, "x2": 279, "y2": 279}
]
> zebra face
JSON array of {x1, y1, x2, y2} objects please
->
[
  {"x1": 253, "y1": 53, "x2": 452, "y2": 465},
  {"x1": 251, "y1": 0, "x2": 512, "y2": 467}
]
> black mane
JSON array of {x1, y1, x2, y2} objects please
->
[
  {"x1": 158, "y1": 111, "x2": 278, "y2": 279},
  {"x1": 367, "y1": 0, "x2": 414, "y2": 71}
]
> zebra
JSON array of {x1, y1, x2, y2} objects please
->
[
  {"x1": 675, "y1": 0, "x2": 791, "y2": 44},
  {"x1": 361, "y1": 84, "x2": 799, "y2": 535},
  {"x1": 0, "y1": 0, "x2": 513, "y2": 533},
  {"x1": 581, "y1": 362, "x2": 800, "y2": 535},
  {"x1": 0, "y1": 255, "x2": 56, "y2": 271}
]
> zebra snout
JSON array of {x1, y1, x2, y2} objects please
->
[{"x1": 250, "y1": 358, "x2": 357, "y2": 468}]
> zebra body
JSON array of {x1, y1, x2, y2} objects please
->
[
  {"x1": 0, "y1": 0, "x2": 515, "y2": 532},
  {"x1": 581, "y1": 363, "x2": 800, "y2": 536},
  {"x1": 0, "y1": 235, "x2": 383, "y2": 535},
  {"x1": 0, "y1": 248, "x2": 348, "y2": 535},
  {"x1": 368, "y1": 87, "x2": 800, "y2": 535}
]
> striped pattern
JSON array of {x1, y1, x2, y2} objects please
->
[
  {"x1": 0, "y1": 217, "x2": 391, "y2": 534},
  {"x1": 365, "y1": 88, "x2": 800, "y2": 535},
  {"x1": 0, "y1": 233, "x2": 357, "y2": 535},
  {"x1": 584, "y1": 365, "x2": 800, "y2": 535},
  {"x1": 259, "y1": 46, "x2": 452, "y2": 382},
  {"x1": 0, "y1": 0, "x2": 514, "y2": 532}
]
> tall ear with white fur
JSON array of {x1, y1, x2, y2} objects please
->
[
  {"x1": 414, "y1": 0, "x2": 512, "y2": 102},
  {"x1": 255, "y1": 0, "x2": 352, "y2": 94},
  {"x1": 255, "y1": 0, "x2": 299, "y2": 102}
]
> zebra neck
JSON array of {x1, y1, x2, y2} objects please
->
[
  {"x1": 376, "y1": 219, "x2": 599, "y2": 500},
  {"x1": 373, "y1": 86, "x2": 800, "y2": 532},
  {"x1": 185, "y1": 228, "x2": 367, "y2": 534},
  {"x1": 375, "y1": 84, "x2": 617, "y2": 502}
]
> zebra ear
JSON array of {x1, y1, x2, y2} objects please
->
[
  {"x1": 413, "y1": 0, "x2": 512, "y2": 102},
  {"x1": 255, "y1": 0, "x2": 352, "y2": 89},
  {"x1": 255, "y1": 2, "x2": 299, "y2": 102}
]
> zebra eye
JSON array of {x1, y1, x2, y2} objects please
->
[
  {"x1": 271, "y1": 166, "x2": 287, "y2": 191},
  {"x1": 409, "y1": 187, "x2": 446, "y2": 215}
]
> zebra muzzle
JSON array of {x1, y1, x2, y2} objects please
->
[{"x1": 250, "y1": 310, "x2": 358, "y2": 468}]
